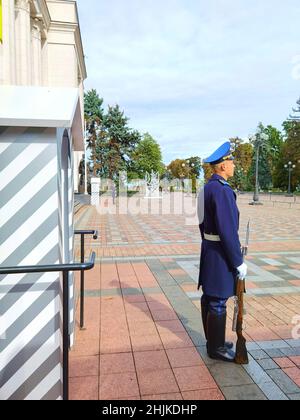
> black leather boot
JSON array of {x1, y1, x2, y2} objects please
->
[
  {"x1": 202, "y1": 302, "x2": 233, "y2": 351},
  {"x1": 201, "y1": 301, "x2": 208, "y2": 339},
  {"x1": 207, "y1": 311, "x2": 235, "y2": 362}
]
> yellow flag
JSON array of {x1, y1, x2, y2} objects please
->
[{"x1": 0, "y1": 0, "x2": 2, "y2": 44}]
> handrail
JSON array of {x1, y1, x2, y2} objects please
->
[
  {"x1": 0, "y1": 252, "x2": 96, "y2": 275},
  {"x1": 75, "y1": 230, "x2": 98, "y2": 240},
  {"x1": 74, "y1": 230, "x2": 98, "y2": 329},
  {"x1": 0, "y1": 252, "x2": 96, "y2": 401}
]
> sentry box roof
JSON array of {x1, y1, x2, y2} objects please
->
[{"x1": 0, "y1": 85, "x2": 84, "y2": 151}]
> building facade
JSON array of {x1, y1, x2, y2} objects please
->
[{"x1": 0, "y1": 0, "x2": 86, "y2": 191}]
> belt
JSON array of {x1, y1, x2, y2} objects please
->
[{"x1": 204, "y1": 233, "x2": 221, "y2": 242}]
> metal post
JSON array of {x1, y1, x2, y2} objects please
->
[
  {"x1": 285, "y1": 162, "x2": 296, "y2": 197},
  {"x1": 75, "y1": 230, "x2": 98, "y2": 330},
  {"x1": 253, "y1": 145, "x2": 260, "y2": 203},
  {"x1": 288, "y1": 168, "x2": 292, "y2": 196},
  {"x1": 250, "y1": 129, "x2": 268, "y2": 206},
  {"x1": 80, "y1": 234, "x2": 85, "y2": 330},
  {"x1": 84, "y1": 120, "x2": 88, "y2": 195},
  {"x1": 63, "y1": 270, "x2": 69, "y2": 401}
]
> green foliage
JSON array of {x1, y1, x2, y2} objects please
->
[
  {"x1": 131, "y1": 133, "x2": 164, "y2": 177},
  {"x1": 248, "y1": 147, "x2": 273, "y2": 190},
  {"x1": 99, "y1": 105, "x2": 141, "y2": 179},
  {"x1": 230, "y1": 140, "x2": 254, "y2": 190},
  {"x1": 273, "y1": 118, "x2": 300, "y2": 191},
  {"x1": 167, "y1": 159, "x2": 191, "y2": 179},
  {"x1": 265, "y1": 125, "x2": 284, "y2": 171},
  {"x1": 84, "y1": 89, "x2": 104, "y2": 176},
  {"x1": 187, "y1": 157, "x2": 202, "y2": 178},
  {"x1": 167, "y1": 157, "x2": 202, "y2": 180},
  {"x1": 83, "y1": 90, "x2": 300, "y2": 194},
  {"x1": 84, "y1": 89, "x2": 104, "y2": 120},
  {"x1": 272, "y1": 102, "x2": 300, "y2": 191},
  {"x1": 84, "y1": 92, "x2": 141, "y2": 180},
  {"x1": 245, "y1": 123, "x2": 286, "y2": 191},
  {"x1": 185, "y1": 157, "x2": 202, "y2": 191}
]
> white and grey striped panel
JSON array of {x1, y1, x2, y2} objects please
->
[{"x1": 0, "y1": 127, "x2": 63, "y2": 400}]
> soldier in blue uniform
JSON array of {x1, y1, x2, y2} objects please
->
[{"x1": 198, "y1": 142, "x2": 247, "y2": 362}]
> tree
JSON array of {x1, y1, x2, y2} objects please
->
[
  {"x1": 95, "y1": 104, "x2": 141, "y2": 179},
  {"x1": 231, "y1": 141, "x2": 254, "y2": 191},
  {"x1": 131, "y1": 133, "x2": 164, "y2": 178},
  {"x1": 230, "y1": 137, "x2": 243, "y2": 154},
  {"x1": 186, "y1": 157, "x2": 202, "y2": 178},
  {"x1": 273, "y1": 118, "x2": 300, "y2": 191},
  {"x1": 84, "y1": 89, "x2": 104, "y2": 176},
  {"x1": 264, "y1": 125, "x2": 284, "y2": 172},
  {"x1": 248, "y1": 123, "x2": 273, "y2": 191},
  {"x1": 168, "y1": 159, "x2": 191, "y2": 180},
  {"x1": 285, "y1": 98, "x2": 300, "y2": 190},
  {"x1": 289, "y1": 97, "x2": 300, "y2": 121},
  {"x1": 234, "y1": 143, "x2": 253, "y2": 171},
  {"x1": 183, "y1": 157, "x2": 202, "y2": 192}
]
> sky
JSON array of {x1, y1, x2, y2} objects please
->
[{"x1": 77, "y1": 0, "x2": 300, "y2": 164}]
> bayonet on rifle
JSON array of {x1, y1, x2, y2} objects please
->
[{"x1": 234, "y1": 220, "x2": 250, "y2": 365}]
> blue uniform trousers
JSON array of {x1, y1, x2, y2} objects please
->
[{"x1": 201, "y1": 294, "x2": 228, "y2": 316}]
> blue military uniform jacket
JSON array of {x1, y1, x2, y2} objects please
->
[{"x1": 198, "y1": 174, "x2": 243, "y2": 299}]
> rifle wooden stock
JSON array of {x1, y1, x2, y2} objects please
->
[{"x1": 234, "y1": 278, "x2": 249, "y2": 365}]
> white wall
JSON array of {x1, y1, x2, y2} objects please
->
[{"x1": 0, "y1": 0, "x2": 86, "y2": 192}]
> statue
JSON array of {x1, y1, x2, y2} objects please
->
[
  {"x1": 145, "y1": 171, "x2": 160, "y2": 198},
  {"x1": 119, "y1": 171, "x2": 128, "y2": 195}
]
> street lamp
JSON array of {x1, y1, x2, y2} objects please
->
[
  {"x1": 284, "y1": 162, "x2": 296, "y2": 196},
  {"x1": 250, "y1": 129, "x2": 269, "y2": 205},
  {"x1": 184, "y1": 160, "x2": 195, "y2": 171},
  {"x1": 185, "y1": 160, "x2": 195, "y2": 195}
]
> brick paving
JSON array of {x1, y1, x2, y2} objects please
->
[{"x1": 70, "y1": 195, "x2": 300, "y2": 400}]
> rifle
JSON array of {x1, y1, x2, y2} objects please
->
[{"x1": 233, "y1": 220, "x2": 250, "y2": 365}]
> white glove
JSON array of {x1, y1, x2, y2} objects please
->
[{"x1": 237, "y1": 263, "x2": 248, "y2": 280}]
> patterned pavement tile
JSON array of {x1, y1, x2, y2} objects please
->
[
  {"x1": 71, "y1": 201, "x2": 300, "y2": 400},
  {"x1": 221, "y1": 384, "x2": 268, "y2": 400}
]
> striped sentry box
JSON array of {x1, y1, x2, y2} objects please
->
[{"x1": 0, "y1": 87, "x2": 83, "y2": 400}]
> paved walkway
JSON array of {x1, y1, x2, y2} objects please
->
[{"x1": 70, "y1": 195, "x2": 300, "y2": 400}]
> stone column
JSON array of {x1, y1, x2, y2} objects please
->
[
  {"x1": 15, "y1": 0, "x2": 31, "y2": 85},
  {"x1": 1, "y1": 0, "x2": 16, "y2": 84},
  {"x1": 31, "y1": 19, "x2": 42, "y2": 85}
]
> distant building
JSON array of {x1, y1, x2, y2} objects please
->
[{"x1": 0, "y1": 0, "x2": 87, "y2": 192}]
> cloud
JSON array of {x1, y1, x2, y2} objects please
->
[{"x1": 77, "y1": 0, "x2": 300, "y2": 162}]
